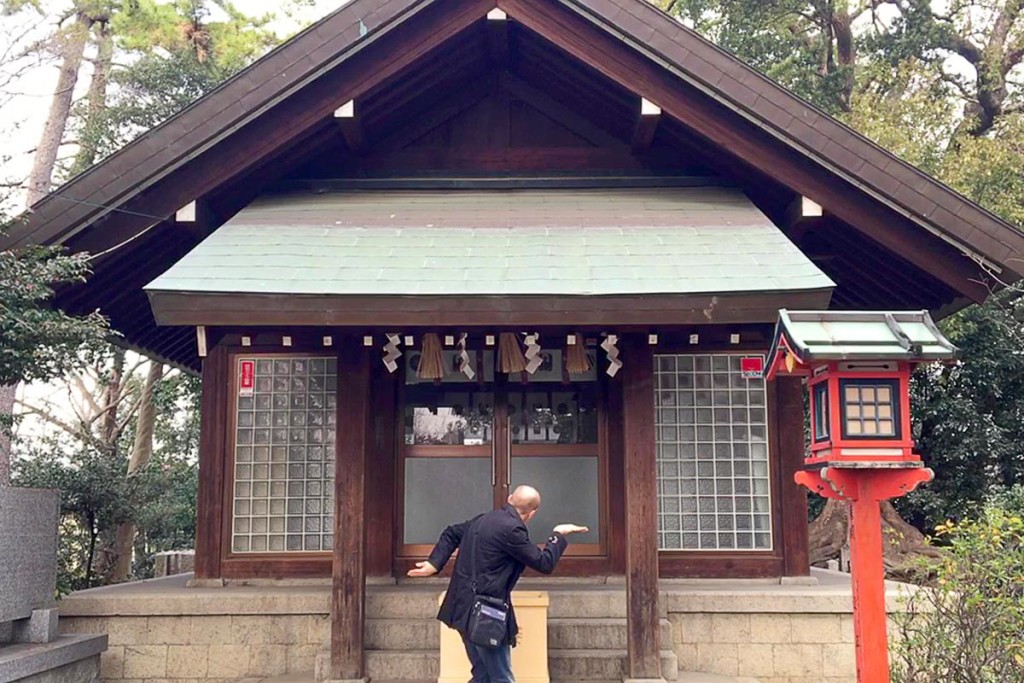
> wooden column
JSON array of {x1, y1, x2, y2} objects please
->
[
  {"x1": 621, "y1": 339, "x2": 663, "y2": 680},
  {"x1": 776, "y1": 376, "x2": 811, "y2": 576},
  {"x1": 195, "y1": 343, "x2": 228, "y2": 580},
  {"x1": 330, "y1": 338, "x2": 372, "y2": 682},
  {"x1": 366, "y1": 362, "x2": 397, "y2": 577}
]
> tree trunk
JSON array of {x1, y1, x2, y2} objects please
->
[
  {"x1": 809, "y1": 499, "x2": 941, "y2": 578},
  {"x1": 100, "y1": 347, "x2": 126, "y2": 450},
  {"x1": 0, "y1": 383, "x2": 16, "y2": 486},
  {"x1": 109, "y1": 361, "x2": 163, "y2": 583},
  {"x1": 831, "y1": 6, "x2": 856, "y2": 112},
  {"x1": 72, "y1": 19, "x2": 113, "y2": 174},
  {"x1": 26, "y1": 12, "x2": 91, "y2": 206}
]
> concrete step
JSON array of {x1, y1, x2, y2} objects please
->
[
  {"x1": 549, "y1": 617, "x2": 673, "y2": 650},
  {"x1": 550, "y1": 649, "x2": 679, "y2": 681},
  {"x1": 366, "y1": 588, "x2": 652, "y2": 620},
  {"x1": 364, "y1": 617, "x2": 674, "y2": 652},
  {"x1": 366, "y1": 650, "x2": 440, "y2": 680}
]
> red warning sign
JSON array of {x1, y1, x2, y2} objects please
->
[
  {"x1": 740, "y1": 356, "x2": 765, "y2": 379},
  {"x1": 239, "y1": 360, "x2": 255, "y2": 396}
]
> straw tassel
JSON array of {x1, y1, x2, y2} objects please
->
[
  {"x1": 498, "y1": 332, "x2": 527, "y2": 374},
  {"x1": 417, "y1": 333, "x2": 446, "y2": 380},
  {"x1": 566, "y1": 333, "x2": 593, "y2": 375}
]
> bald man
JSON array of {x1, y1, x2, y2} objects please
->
[{"x1": 407, "y1": 485, "x2": 588, "y2": 682}]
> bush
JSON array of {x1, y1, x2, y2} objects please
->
[{"x1": 890, "y1": 502, "x2": 1024, "y2": 682}]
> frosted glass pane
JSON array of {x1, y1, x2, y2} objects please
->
[
  {"x1": 511, "y1": 456, "x2": 600, "y2": 545},
  {"x1": 404, "y1": 457, "x2": 492, "y2": 545}
]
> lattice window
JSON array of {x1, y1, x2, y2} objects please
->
[
  {"x1": 232, "y1": 356, "x2": 337, "y2": 553},
  {"x1": 654, "y1": 354, "x2": 772, "y2": 551},
  {"x1": 841, "y1": 379, "x2": 899, "y2": 438}
]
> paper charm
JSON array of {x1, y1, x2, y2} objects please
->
[
  {"x1": 458, "y1": 333, "x2": 476, "y2": 380},
  {"x1": 524, "y1": 333, "x2": 543, "y2": 374},
  {"x1": 382, "y1": 333, "x2": 402, "y2": 373},
  {"x1": 601, "y1": 334, "x2": 622, "y2": 377}
]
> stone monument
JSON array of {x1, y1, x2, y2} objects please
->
[{"x1": 0, "y1": 486, "x2": 107, "y2": 683}]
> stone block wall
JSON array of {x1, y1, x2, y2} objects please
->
[
  {"x1": 668, "y1": 612, "x2": 856, "y2": 683},
  {"x1": 59, "y1": 613, "x2": 329, "y2": 683}
]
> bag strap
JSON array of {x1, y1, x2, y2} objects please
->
[{"x1": 468, "y1": 515, "x2": 482, "y2": 595}]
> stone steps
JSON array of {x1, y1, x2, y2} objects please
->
[
  {"x1": 364, "y1": 616, "x2": 674, "y2": 651},
  {"x1": 360, "y1": 648, "x2": 681, "y2": 681}
]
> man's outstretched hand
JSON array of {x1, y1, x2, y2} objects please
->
[
  {"x1": 553, "y1": 524, "x2": 589, "y2": 535},
  {"x1": 407, "y1": 561, "x2": 439, "y2": 578}
]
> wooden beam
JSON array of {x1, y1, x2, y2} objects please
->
[
  {"x1": 331, "y1": 337, "x2": 372, "y2": 680},
  {"x1": 621, "y1": 338, "x2": 662, "y2": 679},
  {"x1": 632, "y1": 98, "x2": 661, "y2": 154},
  {"x1": 500, "y1": 72, "x2": 624, "y2": 148},
  {"x1": 194, "y1": 343, "x2": 228, "y2": 580},
  {"x1": 375, "y1": 74, "x2": 499, "y2": 152},
  {"x1": 498, "y1": 0, "x2": 991, "y2": 303},
  {"x1": 487, "y1": 8, "x2": 510, "y2": 68},
  {"x1": 775, "y1": 375, "x2": 810, "y2": 577},
  {"x1": 148, "y1": 289, "x2": 835, "y2": 327},
  {"x1": 334, "y1": 100, "x2": 364, "y2": 152}
]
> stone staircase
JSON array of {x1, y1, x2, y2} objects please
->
[{"x1": 343, "y1": 587, "x2": 680, "y2": 682}]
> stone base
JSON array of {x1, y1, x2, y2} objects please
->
[
  {"x1": 0, "y1": 634, "x2": 107, "y2": 682},
  {"x1": 623, "y1": 678, "x2": 668, "y2": 683},
  {"x1": 12, "y1": 609, "x2": 60, "y2": 644},
  {"x1": 779, "y1": 575, "x2": 819, "y2": 586},
  {"x1": 314, "y1": 653, "x2": 368, "y2": 683},
  {"x1": 185, "y1": 577, "x2": 225, "y2": 588}
]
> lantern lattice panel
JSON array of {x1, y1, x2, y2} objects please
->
[{"x1": 654, "y1": 354, "x2": 773, "y2": 551}]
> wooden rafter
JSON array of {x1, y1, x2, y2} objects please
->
[
  {"x1": 500, "y1": 72, "x2": 624, "y2": 147},
  {"x1": 631, "y1": 98, "x2": 661, "y2": 153}
]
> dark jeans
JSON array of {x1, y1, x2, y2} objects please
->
[{"x1": 462, "y1": 634, "x2": 515, "y2": 683}]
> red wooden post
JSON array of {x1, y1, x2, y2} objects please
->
[{"x1": 796, "y1": 467, "x2": 933, "y2": 683}]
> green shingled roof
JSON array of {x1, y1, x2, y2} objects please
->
[
  {"x1": 770, "y1": 310, "x2": 958, "y2": 361},
  {"x1": 145, "y1": 188, "x2": 834, "y2": 297}
]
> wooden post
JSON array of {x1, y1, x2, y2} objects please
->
[
  {"x1": 329, "y1": 338, "x2": 372, "y2": 682},
  {"x1": 621, "y1": 339, "x2": 663, "y2": 681},
  {"x1": 194, "y1": 343, "x2": 228, "y2": 581},
  {"x1": 776, "y1": 376, "x2": 810, "y2": 576}
]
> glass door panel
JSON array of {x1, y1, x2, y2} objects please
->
[
  {"x1": 510, "y1": 455, "x2": 600, "y2": 545},
  {"x1": 403, "y1": 457, "x2": 492, "y2": 545},
  {"x1": 399, "y1": 351, "x2": 606, "y2": 561}
]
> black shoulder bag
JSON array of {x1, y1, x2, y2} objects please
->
[{"x1": 466, "y1": 523, "x2": 510, "y2": 649}]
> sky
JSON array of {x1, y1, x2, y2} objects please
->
[{"x1": 0, "y1": 0, "x2": 342, "y2": 212}]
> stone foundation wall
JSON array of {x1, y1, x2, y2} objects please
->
[
  {"x1": 668, "y1": 612, "x2": 856, "y2": 683},
  {"x1": 59, "y1": 614, "x2": 328, "y2": 683}
]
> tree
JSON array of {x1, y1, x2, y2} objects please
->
[{"x1": 660, "y1": 0, "x2": 1024, "y2": 565}]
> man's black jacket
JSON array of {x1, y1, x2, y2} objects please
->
[{"x1": 428, "y1": 504, "x2": 568, "y2": 646}]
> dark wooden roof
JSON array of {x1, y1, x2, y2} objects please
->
[{"x1": 4, "y1": 0, "x2": 1022, "y2": 372}]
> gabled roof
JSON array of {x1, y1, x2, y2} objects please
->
[
  {"x1": 4, "y1": 0, "x2": 1023, "y2": 371},
  {"x1": 7, "y1": 0, "x2": 1022, "y2": 271}
]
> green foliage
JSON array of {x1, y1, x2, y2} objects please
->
[
  {"x1": 14, "y1": 435, "x2": 198, "y2": 591},
  {"x1": 890, "y1": 501, "x2": 1024, "y2": 682},
  {"x1": 663, "y1": 0, "x2": 856, "y2": 113},
  {"x1": 0, "y1": 240, "x2": 108, "y2": 386},
  {"x1": 898, "y1": 296, "x2": 1024, "y2": 532}
]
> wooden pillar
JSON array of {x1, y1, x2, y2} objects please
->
[
  {"x1": 776, "y1": 376, "x2": 811, "y2": 576},
  {"x1": 621, "y1": 339, "x2": 663, "y2": 680},
  {"x1": 330, "y1": 338, "x2": 372, "y2": 682},
  {"x1": 194, "y1": 343, "x2": 228, "y2": 581},
  {"x1": 366, "y1": 363, "x2": 397, "y2": 577}
]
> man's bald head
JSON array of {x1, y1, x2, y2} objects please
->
[{"x1": 508, "y1": 485, "x2": 541, "y2": 519}]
